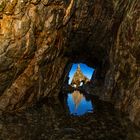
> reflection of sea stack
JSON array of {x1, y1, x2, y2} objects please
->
[
  {"x1": 71, "y1": 64, "x2": 89, "y2": 87},
  {"x1": 72, "y1": 90, "x2": 84, "y2": 109}
]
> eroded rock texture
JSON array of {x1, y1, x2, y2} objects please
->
[
  {"x1": 104, "y1": 1, "x2": 140, "y2": 126},
  {"x1": 0, "y1": 0, "x2": 70, "y2": 112},
  {"x1": 0, "y1": 0, "x2": 139, "y2": 126}
]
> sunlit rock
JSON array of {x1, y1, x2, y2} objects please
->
[
  {"x1": 0, "y1": 0, "x2": 139, "y2": 126},
  {"x1": 71, "y1": 64, "x2": 89, "y2": 88}
]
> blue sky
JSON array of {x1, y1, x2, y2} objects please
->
[{"x1": 68, "y1": 63, "x2": 94, "y2": 84}]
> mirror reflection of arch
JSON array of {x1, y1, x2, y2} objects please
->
[
  {"x1": 67, "y1": 90, "x2": 94, "y2": 116},
  {"x1": 68, "y1": 63, "x2": 94, "y2": 87}
]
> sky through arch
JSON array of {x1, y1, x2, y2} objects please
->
[{"x1": 68, "y1": 63, "x2": 94, "y2": 84}]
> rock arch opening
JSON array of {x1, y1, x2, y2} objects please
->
[
  {"x1": 68, "y1": 63, "x2": 94, "y2": 86},
  {"x1": 0, "y1": 0, "x2": 139, "y2": 126}
]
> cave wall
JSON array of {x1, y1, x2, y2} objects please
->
[
  {"x1": 0, "y1": 0, "x2": 71, "y2": 112},
  {"x1": 104, "y1": 1, "x2": 140, "y2": 125},
  {"x1": 0, "y1": 0, "x2": 139, "y2": 126}
]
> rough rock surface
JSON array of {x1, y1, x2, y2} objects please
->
[
  {"x1": 0, "y1": 0, "x2": 139, "y2": 126},
  {"x1": 0, "y1": 0, "x2": 71, "y2": 112},
  {"x1": 103, "y1": 1, "x2": 140, "y2": 126}
]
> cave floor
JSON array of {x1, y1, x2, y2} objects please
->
[{"x1": 0, "y1": 91, "x2": 140, "y2": 140}]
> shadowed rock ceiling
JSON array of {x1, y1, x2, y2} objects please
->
[{"x1": 0, "y1": 0, "x2": 139, "y2": 126}]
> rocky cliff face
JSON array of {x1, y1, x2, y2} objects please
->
[
  {"x1": 71, "y1": 64, "x2": 89, "y2": 87},
  {"x1": 0, "y1": 0, "x2": 71, "y2": 112},
  {"x1": 104, "y1": 1, "x2": 140, "y2": 125},
  {"x1": 0, "y1": 0, "x2": 139, "y2": 126}
]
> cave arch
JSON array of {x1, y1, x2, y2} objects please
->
[{"x1": 0, "y1": 0, "x2": 139, "y2": 126}]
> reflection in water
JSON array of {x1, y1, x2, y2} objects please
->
[
  {"x1": 0, "y1": 92, "x2": 140, "y2": 140},
  {"x1": 67, "y1": 90, "x2": 93, "y2": 115}
]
